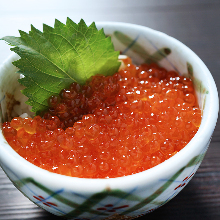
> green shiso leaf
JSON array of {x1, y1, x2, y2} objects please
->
[{"x1": 1, "y1": 18, "x2": 120, "y2": 115}]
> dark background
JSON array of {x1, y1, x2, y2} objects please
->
[{"x1": 0, "y1": 0, "x2": 219, "y2": 219}]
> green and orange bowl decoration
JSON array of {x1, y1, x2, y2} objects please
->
[{"x1": 0, "y1": 21, "x2": 218, "y2": 219}]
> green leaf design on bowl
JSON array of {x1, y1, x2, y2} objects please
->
[
  {"x1": 186, "y1": 62, "x2": 208, "y2": 110},
  {"x1": 113, "y1": 31, "x2": 171, "y2": 63},
  {"x1": 187, "y1": 62, "x2": 208, "y2": 95},
  {"x1": 145, "y1": 48, "x2": 171, "y2": 64}
]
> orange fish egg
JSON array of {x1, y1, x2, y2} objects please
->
[{"x1": 2, "y1": 58, "x2": 201, "y2": 178}]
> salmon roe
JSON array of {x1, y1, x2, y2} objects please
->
[{"x1": 2, "y1": 57, "x2": 201, "y2": 178}]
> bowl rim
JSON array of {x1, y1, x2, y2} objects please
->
[{"x1": 0, "y1": 21, "x2": 218, "y2": 192}]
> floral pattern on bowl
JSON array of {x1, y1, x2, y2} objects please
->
[{"x1": 2, "y1": 147, "x2": 208, "y2": 219}]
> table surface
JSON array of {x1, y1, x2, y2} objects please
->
[{"x1": 0, "y1": 0, "x2": 220, "y2": 219}]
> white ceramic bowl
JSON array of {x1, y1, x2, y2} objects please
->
[{"x1": 0, "y1": 22, "x2": 218, "y2": 219}]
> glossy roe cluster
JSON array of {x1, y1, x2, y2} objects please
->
[{"x1": 2, "y1": 57, "x2": 201, "y2": 178}]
